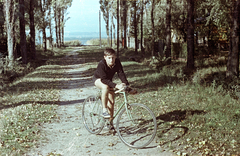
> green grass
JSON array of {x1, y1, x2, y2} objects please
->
[
  {"x1": 78, "y1": 47, "x2": 240, "y2": 155},
  {"x1": 0, "y1": 47, "x2": 74, "y2": 155}
]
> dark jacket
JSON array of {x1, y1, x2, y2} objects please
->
[{"x1": 93, "y1": 58, "x2": 129, "y2": 88}]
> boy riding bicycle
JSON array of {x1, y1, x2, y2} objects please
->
[{"x1": 93, "y1": 48, "x2": 131, "y2": 131}]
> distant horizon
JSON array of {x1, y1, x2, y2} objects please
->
[
  {"x1": 63, "y1": 31, "x2": 109, "y2": 44},
  {"x1": 64, "y1": 31, "x2": 108, "y2": 38},
  {"x1": 64, "y1": 31, "x2": 107, "y2": 33},
  {"x1": 41, "y1": 31, "x2": 108, "y2": 45}
]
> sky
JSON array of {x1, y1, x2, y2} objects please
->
[{"x1": 64, "y1": 0, "x2": 106, "y2": 34}]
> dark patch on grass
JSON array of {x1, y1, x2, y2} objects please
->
[{"x1": 157, "y1": 109, "x2": 206, "y2": 122}]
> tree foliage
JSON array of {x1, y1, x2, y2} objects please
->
[
  {"x1": 1, "y1": 0, "x2": 72, "y2": 67},
  {"x1": 100, "y1": 0, "x2": 240, "y2": 78}
]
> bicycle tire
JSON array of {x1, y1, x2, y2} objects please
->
[
  {"x1": 82, "y1": 95, "x2": 105, "y2": 134},
  {"x1": 116, "y1": 103, "x2": 157, "y2": 149}
]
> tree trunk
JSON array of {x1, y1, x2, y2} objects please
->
[
  {"x1": 119, "y1": 1, "x2": 122, "y2": 48},
  {"x1": 0, "y1": 2, "x2": 4, "y2": 37},
  {"x1": 4, "y1": 0, "x2": 16, "y2": 67},
  {"x1": 58, "y1": 8, "x2": 61, "y2": 47},
  {"x1": 99, "y1": 10, "x2": 101, "y2": 47},
  {"x1": 123, "y1": 0, "x2": 127, "y2": 49},
  {"x1": 133, "y1": 1, "x2": 137, "y2": 54},
  {"x1": 107, "y1": 11, "x2": 109, "y2": 46},
  {"x1": 40, "y1": 0, "x2": 46, "y2": 51},
  {"x1": 117, "y1": 0, "x2": 119, "y2": 57},
  {"x1": 226, "y1": 0, "x2": 240, "y2": 78},
  {"x1": 111, "y1": 15, "x2": 115, "y2": 46},
  {"x1": 19, "y1": 0, "x2": 27, "y2": 64},
  {"x1": 43, "y1": 28, "x2": 47, "y2": 51},
  {"x1": 151, "y1": 0, "x2": 155, "y2": 56},
  {"x1": 29, "y1": 0, "x2": 36, "y2": 59},
  {"x1": 110, "y1": 21, "x2": 112, "y2": 47},
  {"x1": 141, "y1": 0, "x2": 144, "y2": 55},
  {"x1": 48, "y1": 6, "x2": 53, "y2": 50},
  {"x1": 186, "y1": 0, "x2": 194, "y2": 69},
  {"x1": 54, "y1": 3, "x2": 59, "y2": 48},
  {"x1": 166, "y1": 0, "x2": 171, "y2": 64},
  {"x1": 62, "y1": 9, "x2": 64, "y2": 46}
]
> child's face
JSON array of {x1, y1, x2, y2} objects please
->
[{"x1": 104, "y1": 54, "x2": 116, "y2": 67}]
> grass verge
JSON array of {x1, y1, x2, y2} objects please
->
[{"x1": 0, "y1": 47, "x2": 75, "y2": 155}]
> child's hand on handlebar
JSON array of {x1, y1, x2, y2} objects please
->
[{"x1": 115, "y1": 83, "x2": 126, "y2": 90}]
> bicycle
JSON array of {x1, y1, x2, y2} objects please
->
[{"x1": 82, "y1": 86, "x2": 157, "y2": 149}]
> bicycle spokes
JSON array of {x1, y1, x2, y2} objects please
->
[
  {"x1": 82, "y1": 96, "x2": 105, "y2": 134},
  {"x1": 116, "y1": 103, "x2": 157, "y2": 149}
]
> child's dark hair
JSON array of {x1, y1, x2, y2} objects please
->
[{"x1": 104, "y1": 48, "x2": 116, "y2": 56}]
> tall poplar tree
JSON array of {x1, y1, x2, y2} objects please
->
[
  {"x1": 140, "y1": 0, "x2": 144, "y2": 54},
  {"x1": 117, "y1": 0, "x2": 119, "y2": 57},
  {"x1": 226, "y1": 0, "x2": 240, "y2": 78},
  {"x1": 39, "y1": 0, "x2": 47, "y2": 51},
  {"x1": 186, "y1": 0, "x2": 194, "y2": 69},
  {"x1": 165, "y1": 0, "x2": 171, "y2": 64},
  {"x1": 122, "y1": 0, "x2": 127, "y2": 49},
  {"x1": 100, "y1": 0, "x2": 110, "y2": 46},
  {"x1": 29, "y1": 0, "x2": 36, "y2": 59},
  {"x1": 3, "y1": 0, "x2": 16, "y2": 67},
  {"x1": 54, "y1": 1, "x2": 59, "y2": 47},
  {"x1": 151, "y1": 0, "x2": 155, "y2": 56},
  {"x1": 19, "y1": 0, "x2": 27, "y2": 64},
  {"x1": 130, "y1": 0, "x2": 138, "y2": 54}
]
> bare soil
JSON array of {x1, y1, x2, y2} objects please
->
[{"x1": 27, "y1": 47, "x2": 176, "y2": 156}]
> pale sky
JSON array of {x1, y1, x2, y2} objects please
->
[{"x1": 65, "y1": 0, "x2": 106, "y2": 33}]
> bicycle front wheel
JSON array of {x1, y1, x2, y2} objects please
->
[
  {"x1": 82, "y1": 95, "x2": 105, "y2": 134},
  {"x1": 116, "y1": 103, "x2": 157, "y2": 149}
]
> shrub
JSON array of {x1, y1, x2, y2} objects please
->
[
  {"x1": 64, "y1": 40, "x2": 82, "y2": 46},
  {"x1": 0, "y1": 57, "x2": 33, "y2": 89},
  {"x1": 86, "y1": 38, "x2": 110, "y2": 46}
]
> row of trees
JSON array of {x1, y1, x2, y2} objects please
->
[
  {"x1": 99, "y1": 0, "x2": 240, "y2": 78},
  {"x1": 1, "y1": 0, "x2": 72, "y2": 66}
]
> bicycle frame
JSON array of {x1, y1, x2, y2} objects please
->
[
  {"x1": 112, "y1": 91, "x2": 126, "y2": 119},
  {"x1": 110, "y1": 91, "x2": 134, "y2": 124}
]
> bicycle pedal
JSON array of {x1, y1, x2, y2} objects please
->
[{"x1": 109, "y1": 129, "x2": 117, "y2": 135}]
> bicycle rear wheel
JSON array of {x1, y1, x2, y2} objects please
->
[
  {"x1": 116, "y1": 103, "x2": 157, "y2": 149},
  {"x1": 82, "y1": 95, "x2": 105, "y2": 134}
]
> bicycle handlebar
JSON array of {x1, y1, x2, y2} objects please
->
[{"x1": 114, "y1": 86, "x2": 128, "y2": 94}]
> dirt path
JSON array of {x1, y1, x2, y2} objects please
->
[{"x1": 27, "y1": 47, "x2": 175, "y2": 156}]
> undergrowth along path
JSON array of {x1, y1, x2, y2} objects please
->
[{"x1": 27, "y1": 47, "x2": 175, "y2": 156}]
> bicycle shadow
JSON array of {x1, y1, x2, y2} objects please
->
[
  {"x1": 134, "y1": 109, "x2": 205, "y2": 149},
  {"x1": 154, "y1": 110, "x2": 205, "y2": 146}
]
